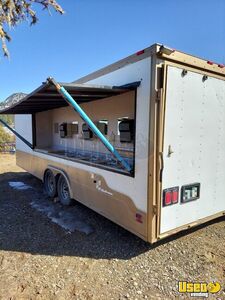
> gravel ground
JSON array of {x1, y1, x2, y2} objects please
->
[{"x1": 0, "y1": 154, "x2": 224, "y2": 300}]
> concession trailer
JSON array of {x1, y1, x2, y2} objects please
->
[{"x1": 1, "y1": 43, "x2": 225, "y2": 243}]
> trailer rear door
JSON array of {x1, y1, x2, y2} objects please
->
[{"x1": 160, "y1": 65, "x2": 225, "y2": 234}]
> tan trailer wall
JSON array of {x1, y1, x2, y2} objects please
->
[
  {"x1": 35, "y1": 91, "x2": 135, "y2": 154},
  {"x1": 36, "y1": 110, "x2": 53, "y2": 149}
]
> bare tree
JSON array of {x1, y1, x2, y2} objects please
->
[{"x1": 0, "y1": 0, "x2": 64, "y2": 57}]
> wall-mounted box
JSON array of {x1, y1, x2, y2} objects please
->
[
  {"x1": 66, "y1": 124, "x2": 73, "y2": 138},
  {"x1": 82, "y1": 123, "x2": 93, "y2": 139},
  {"x1": 71, "y1": 123, "x2": 79, "y2": 134},
  {"x1": 119, "y1": 120, "x2": 134, "y2": 132},
  {"x1": 120, "y1": 132, "x2": 133, "y2": 143},
  {"x1": 119, "y1": 119, "x2": 135, "y2": 143},
  {"x1": 59, "y1": 123, "x2": 67, "y2": 138},
  {"x1": 97, "y1": 121, "x2": 108, "y2": 135},
  {"x1": 58, "y1": 122, "x2": 79, "y2": 138}
]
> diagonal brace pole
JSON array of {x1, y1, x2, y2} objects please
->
[{"x1": 0, "y1": 118, "x2": 33, "y2": 149}]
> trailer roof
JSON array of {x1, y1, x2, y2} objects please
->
[
  {"x1": 0, "y1": 81, "x2": 140, "y2": 114},
  {"x1": 74, "y1": 43, "x2": 225, "y2": 84}
]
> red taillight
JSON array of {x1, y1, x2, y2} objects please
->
[
  {"x1": 165, "y1": 191, "x2": 172, "y2": 206},
  {"x1": 172, "y1": 190, "x2": 178, "y2": 204},
  {"x1": 163, "y1": 187, "x2": 179, "y2": 207},
  {"x1": 136, "y1": 49, "x2": 145, "y2": 56},
  {"x1": 136, "y1": 213, "x2": 143, "y2": 223},
  {"x1": 207, "y1": 61, "x2": 213, "y2": 65},
  {"x1": 218, "y1": 64, "x2": 224, "y2": 68}
]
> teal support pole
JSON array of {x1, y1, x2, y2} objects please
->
[{"x1": 47, "y1": 78, "x2": 132, "y2": 173}]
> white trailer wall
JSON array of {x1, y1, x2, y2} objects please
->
[
  {"x1": 15, "y1": 114, "x2": 33, "y2": 153},
  {"x1": 161, "y1": 65, "x2": 225, "y2": 233}
]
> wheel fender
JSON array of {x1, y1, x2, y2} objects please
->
[{"x1": 45, "y1": 165, "x2": 73, "y2": 198}]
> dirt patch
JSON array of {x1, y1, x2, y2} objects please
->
[{"x1": 0, "y1": 154, "x2": 225, "y2": 299}]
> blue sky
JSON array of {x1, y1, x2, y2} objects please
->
[{"x1": 0, "y1": 0, "x2": 224, "y2": 101}]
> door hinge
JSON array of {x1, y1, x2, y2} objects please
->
[
  {"x1": 156, "y1": 87, "x2": 164, "y2": 102},
  {"x1": 156, "y1": 90, "x2": 161, "y2": 102},
  {"x1": 153, "y1": 205, "x2": 157, "y2": 215},
  {"x1": 156, "y1": 65, "x2": 164, "y2": 89},
  {"x1": 159, "y1": 152, "x2": 164, "y2": 182}
]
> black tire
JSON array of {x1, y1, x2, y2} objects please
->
[
  {"x1": 57, "y1": 175, "x2": 73, "y2": 206},
  {"x1": 44, "y1": 169, "x2": 57, "y2": 198}
]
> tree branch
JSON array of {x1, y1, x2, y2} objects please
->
[{"x1": 0, "y1": 0, "x2": 64, "y2": 57}]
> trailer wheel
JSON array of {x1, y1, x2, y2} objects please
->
[
  {"x1": 57, "y1": 175, "x2": 73, "y2": 206},
  {"x1": 44, "y1": 169, "x2": 57, "y2": 198}
]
